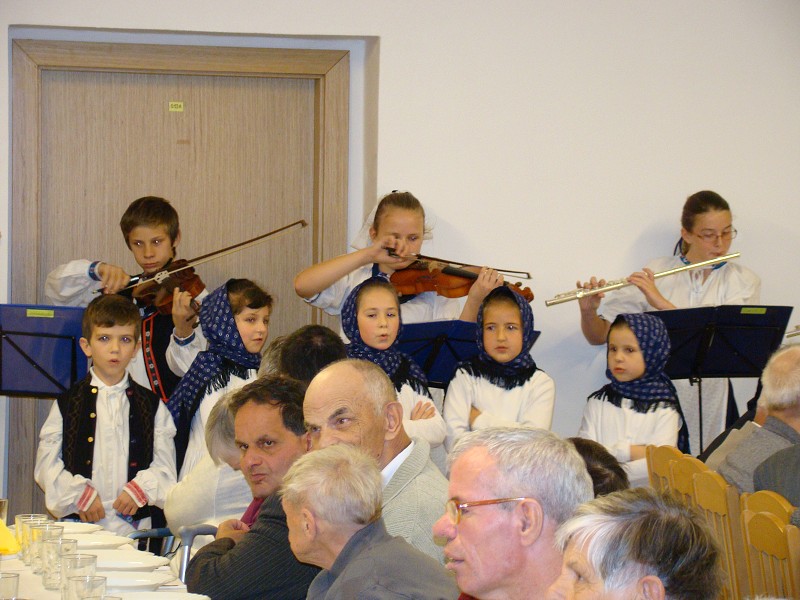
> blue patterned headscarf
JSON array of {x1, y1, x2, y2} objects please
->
[
  {"x1": 341, "y1": 277, "x2": 429, "y2": 394},
  {"x1": 458, "y1": 286, "x2": 538, "y2": 389},
  {"x1": 168, "y1": 281, "x2": 263, "y2": 467},
  {"x1": 606, "y1": 313, "x2": 676, "y2": 400},
  {"x1": 596, "y1": 312, "x2": 689, "y2": 453}
]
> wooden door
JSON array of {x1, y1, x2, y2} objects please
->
[{"x1": 9, "y1": 40, "x2": 349, "y2": 516}]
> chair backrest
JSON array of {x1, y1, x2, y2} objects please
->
[
  {"x1": 669, "y1": 455, "x2": 709, "y2": 507},
  {"x1": 741, "y1": 490, "x2": 796, "y2": 524},
  {"x1": 178, "y1": 523, "x2": 219, "y2": 583},
  {"x1": 742, "y1": 510, "x2": 800, "y2": 599},
  {"x1": 693, "y1": 470, "x2": 748, "y2": 600},
  {"x1": 646, "y1": 444, "x2": 683, "y2": 492}
]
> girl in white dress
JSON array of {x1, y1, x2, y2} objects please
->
[
  {"x1": 577, "y1": 312, "x2": 689, "y2": 486},
  {"x1": 340, "y1": 277, "x2": 445, "y2": 450},
  {"x1": 444, "y1": 286, "x2": 555, "y2": 452},
  {"x1": 168, "y1": 279, "x2": 272, "y2": 478}
]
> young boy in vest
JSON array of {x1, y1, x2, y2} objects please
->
[
  {"x1": 45, "y1": 196, "x2": 207, "y2": 401},
  {"x1": 35, "y1": 295, "x2": 177, "y2": 535}
]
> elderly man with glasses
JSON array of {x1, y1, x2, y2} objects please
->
[{"x1": 433, "y1": 427, "x2": 593, "y2": 600}]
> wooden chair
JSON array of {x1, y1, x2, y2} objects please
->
[
  {"x1": 646, "y1": 444, "x2": 682, "y2": 492},
  {"x1": 669, "y1": 454, "x2": 708, "y2": 507},
  {"x1": 741, "y1": 489, "x2": 796, "y2": 524},
  {"x1": 693, "y1": 470, "x2": 748, "y2": 600},
  {"x1": 742, "y1": 510, "x2": 800, "y2": 599}
]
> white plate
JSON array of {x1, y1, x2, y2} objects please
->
[
  {"x1": 102, "y1": 570, "x2": 176, "y2": 591},
  {"x1": 82, "y1": 548, "x2": 169, "y2": 571},
  {"x1": 56, "y1": 521, "x2": 103, "y2": 535},
  {"x1": 119, "y1": 593, "x2": 210, "y2": 600},
  {"x1": 73, "y1": 533, "x2": 135, "y2": 549}
]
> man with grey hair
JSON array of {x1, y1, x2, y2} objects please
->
[
  {"x1": 716, "y1": 344, "x2": 800, "y2": 492},
  {"x1": 433, "y1": 426, "x2": 593, "y2": 600},
  {"x1": 547, "y1": 487, "x2": 721, "y2": 600},
  {"x1": 303, "y1": 358, "x2": 447, "y2": 561},
  {"x1": 280, "y1": 444, "x2": 458, "y2": 599}
]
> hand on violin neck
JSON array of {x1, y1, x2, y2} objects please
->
[
  {"x1": 172, "y1": 288, "x2": 200, "y2": 337},
  {"x1": 458, "y1": 267, "x2": 504, "y2": 322},
  {"x1": 98, "y1": 262, "x2": 132, "y2": 295}
]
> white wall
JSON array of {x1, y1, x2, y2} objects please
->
[{"x1": 1, "y1": 1, "x2": 799, "y2": 490}]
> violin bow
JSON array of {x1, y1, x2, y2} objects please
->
[
  {"x1": 121, "y1": 219, "x2": 308, "y2": 290},
  {"x1": 383, "y1": 248, "x2": 531, "y2": 280}
]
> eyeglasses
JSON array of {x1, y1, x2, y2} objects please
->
[
  {"x1": 693, "y1": 228, "x2": 737, "y2": 243},
  {"x1": 445, "y1": 497, "x2": 529, "y2": 525}
]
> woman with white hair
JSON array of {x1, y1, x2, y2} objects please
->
[{"x1": 547, "y1": 488, "x2": 721, "y2": 600}]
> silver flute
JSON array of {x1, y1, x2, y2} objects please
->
[{"x1": 545, "y1": 252, "x2": 741, "y2": 307}]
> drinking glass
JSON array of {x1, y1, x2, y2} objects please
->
[
  {"x1": 66, "y1": 575, "x2": 106, "y2": 600},
  {"x1": 42, "y1": 537, "x2": 79, "y2": 590},
  {"x1": 0, "y1": 573, "x2": 19, "y2": 600},
  {"x1": 17, "y1": 514, "x2": 50, "y2": 565},
  {"x1": 30, "y1": 523, "x2": 64, "y2": 574},
  {"x1": 60, "y1": 554, "x2": 97, "y2": 600}
]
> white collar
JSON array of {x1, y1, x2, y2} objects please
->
[
  {"x1": 381, "y1": 440, "x2": 415, "y2": 488},
  {"x1": 89, "y1": 368, "x2": 129, "y2": 393}
]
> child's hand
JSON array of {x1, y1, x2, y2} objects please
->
[
  {"x1": 627, "y1": 268, "x2": 674, "y2": 310},
  {"x1": 469, "y1": 406, "x2": 482, "y2": 427},
  {"x1": 576, "y1": 277, "x2": 606, "y2": 312},
  {"x1": 172, "y1": 287, "x2": 199, "y2": 337},
  {"x1": 112, "y1": 490, "x2": 139, "y2": 516},
  {"x1": 80, "y1": 495, "x2": 105, "y2": 523},
  {"x1": 369, "y1": 235, "x2": 416, "y2": 267},
  {"x1": 216, "y1": 519, "x2": 251, "y2": 544},
  {"x1": 410, "y1": 400, "x2": 436, "y2": 420},
  {"x1": 460, "y1": 268, "x2": 503, "y2": 322},
  {"x1": 98, "y1": 262, "x2": 132, "y2": 294}
]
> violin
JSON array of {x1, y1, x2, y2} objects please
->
[
  {"x1": 132, "y1": 259, "x2": 206, "y2": 317},
  {"x1": 390, "y1": 260, "x2": 534, "y2": 303},
  {"x1": 118, "y1": 220, "x2": 308, "y2": 316}
]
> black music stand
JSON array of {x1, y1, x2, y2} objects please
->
[
  {"x1": 652, "y1": 304, "x2": 793, "y2": 452},
  {"x1": 398, "y1": 319, "x2": 541, "y2": 389},
  {"x1": 0, "y1": 304, "x2": 88, "y2": 398}
]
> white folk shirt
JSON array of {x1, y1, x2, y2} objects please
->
[
  {"x1": 35, "y1": 369, "x2": 177, "y2": 535},
  {"x1": 443, "y1": 368, "x2": 555, "y2": 453},
  {"x1": 577, "y1": 396, "x2": 681, "y2": 487}
]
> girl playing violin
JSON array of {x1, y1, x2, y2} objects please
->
[
  {"x1": 577, "y1": 190, "x2": 760, "y2": 453},
  {"x1": 293, "y1": 191, "x2": 501, "y2": 324},
  {"x1": 341, "y1": 277, "x2": 445, "y2": 452},
  {"x1": 443, "y1": 286, "x2": 555, "y2": 452}
]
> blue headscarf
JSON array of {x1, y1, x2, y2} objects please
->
[
  {"x1": 168, "y1": 281, "x2": 262, "y2": 467},
  {"x1": 458, "y1": 286, "x2": 538, "y2": 390},
  {"x1": 341, "y1": 277, "x2": 430, "y2": 396},
  {"x1": 592, "y1": 312, "x2": 689, "y2": 453}
]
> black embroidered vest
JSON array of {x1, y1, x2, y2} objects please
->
[{"x1": 57, "y1": 375, "x2": 161, "y2": 521}]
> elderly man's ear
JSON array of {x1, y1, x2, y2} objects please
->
[
  {"x1": 383, "y1": 401, "x2": 404, "y2": 441},
  {"x1": 301, "y1": 507, "x2": 318, "y2": 541},
  {"x1": 517, "y1": 499, "x2": 545, "y2": 547},
  {"x1": 637, "y1": 575, "x2": 666, "y2": 600}
]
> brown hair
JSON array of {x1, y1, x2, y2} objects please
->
[
  {"x1": 371, "y1": 191, "x2": 426, "y2": 233},
  {"x1": 119, "y1": 196, "x2": 180, "y2": 248},
  {"x1": 355, "y1": 278, "x2": 400, "y2": 312},
  {"x1": 226, "y1": 278, "x2": 273, "y2": 316},
  {"x1": 82, "y1": 294, "x2": 141, "y2": 341},
  {"x1": 675, "y1": 190, "x2": 731, "y2": 255}
]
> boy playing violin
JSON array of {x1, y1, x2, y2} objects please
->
[{"x1": 46, "y1": 196, "x2": 207, "y2": 401}]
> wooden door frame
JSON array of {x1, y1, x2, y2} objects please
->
[{"x1": 8, "y1": 39, "x2": 348, "y2": 516}]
